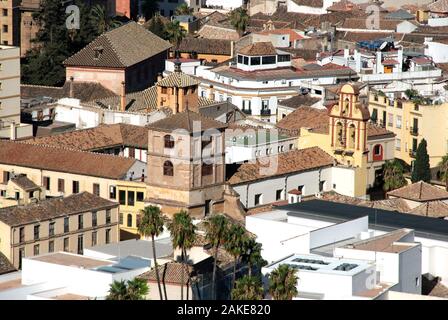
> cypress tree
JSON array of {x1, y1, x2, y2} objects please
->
[{"x1": 411, "y1": 139, "x2": 431, "y2": 183}]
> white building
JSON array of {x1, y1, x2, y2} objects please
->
[
  {"x1": 205, "y1": 0, "x2": 244, "y2": 10},
  {"x1": 425, "y1": 39, "x2": 448, "y2": 63},
  {"x1": 287, "y1": 0, "x2": 341, "y2": 15}
]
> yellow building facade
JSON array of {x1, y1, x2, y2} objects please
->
[
  {"x1": 368, "y1": 92, "x2": 448, "y2": 167},
  {"x1": 116, "y1": 180, "x2": 147, "y2": 235}
]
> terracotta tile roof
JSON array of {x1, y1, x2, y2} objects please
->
[
  {"x1": 408, "y1": 201, "x2": 448, "y2": 218},
  {"x1": 345, "y1": 228, "x2": 414, "y2": 253},
  {"x1": 341, "y1": 18, "x2": 403, "y2": 30},
  {"x1": 228, "y1": 147, "x2": 335, "y2": 184},
  {"x1": 21, "y1": 82, "x2": 116, "y2": 103},
  {"x1": 337, "y1": 31, "x2": 404, "y2": 43},
  {"x1": 178, "y1": 37, "x2": 232, "y2": 56},
  {"x1": 147, "y1": 110, "x2": 227, "y2": 133},
  {"x1": 139, "y1": 262, "x2": 193, "y2": 285},
  {"x1": 0, "y1": 140, "x2": 137, "y2": 180},
  {"x1": 257, "y1": 29, "x2": 304, "y2": 42},
  {"x1": 238, "y1": 42, "x2": 277, "y2": 56},
  {"x1": 157, "y1": 72, "x2": 201, "y2": 88},
  {"x1": 10, "y1": 174, "x2": 40, "y2": 191},
  {"x1": 0, "y1": 192, "x2": 118, "y2": 226},
  {"x1": 64, "y1": 21, "x2": 172, "y2": 68},
  {"x1": 385, "y1": 9, "x2": 415, "y2": 20},
  {"x1": 278, "y1": 95, "x2": 321, "y2": 109},
  {"x1": 366, "y1": 122, "x2": 395, "y2": 140},
  {"x1": 0, "y1": 252, "x2": 15, "y2": 275},
  {"x1": 428, "y1": 0, "x2": 448, "y2": 13},
  {"x1": 327, "y1": 0, "x2": 359, "y2": 12},
  {"x1": 382, "y1": 59, "x2": 399, "y2": 65},
  {"x1": 412, "y1": 57, "x2": 433, "y2": 65},
  {"x1": 429, "y1": 281, "x2": 448, "y2": 298},
  {"x1": 276, "y1": 106, "x2": 328, "y2": 136},
  {"x1": 361, "y1": 198, "x2": 410, "y2": 212},
  {"x1": 197, "y1": 24, "x2": 239, "y2": 41},
  {"x1": 387, "y1": 181, "x2": 448, "y2": 202},
  {"x1": 23, "y1": 123, "x2": 148, "y2": 151},
  {"x1": 290, "y1": 0, "x2": 323, "y2": 8}
]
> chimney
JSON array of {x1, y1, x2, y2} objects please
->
[
  {"x1": 10, "y1": 121, "x2": 16, "y2": 140},
  {"x1": 69, "y1": 76, "x2": 74, "y2": 98},
  {"x1": 120, "y1": 81, "x2": 126, "y2": 112},
  {"x1": 157, "y1": 73, "x2": 163, "y2": 82}
]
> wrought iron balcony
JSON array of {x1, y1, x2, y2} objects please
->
[
  {"x1": 260, "y1": 108, "x2": 271, "y2": 116},
  {"x1": 410, "y1": 127, "x2": 419, "y2": 136},
  {"x1": 242, "y1": 108, "x2": 252, "y2": 115}
]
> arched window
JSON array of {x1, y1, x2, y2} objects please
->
[
  {"x1": 348, "y1": 124, "x2": 356, "y2": 149},
  {"x1": 343, "y1": 98, "x2": 350, "y2": 115},
  {"x1": 372, "y1": 144, "x2": 383, "y2": 161},
  {"x1": 164, "y1": 135, "x2": 174, "y2": 149},
  {"x1": 127, "y1": 214, "x2": 132, "y2": 227},
  {"x1": 335, "y1": 122, "x2": 343, "y2": 147},
  {"x1": 163, "y1": 161, "x2": 174, "y2": 176}
]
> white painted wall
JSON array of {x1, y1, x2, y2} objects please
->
[
  {"x1": 425, "y1": 41, "x2": 448, "y2": 63},
  {"x1": 331, "y1": 166, "x2": 357, "y2": 197}
]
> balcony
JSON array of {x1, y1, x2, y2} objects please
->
[
  {"x1": 410, "y1": 127, "x2": 419, "y2": 136},
  {"x1": 409, "y1": 150, "x2": 416, "y2": 158},
  {"x1": 242, "y1": 108, "x2": 252, "y2": 115},
  {"x1": 260, "y1": 109, "x2": 271, "y2": 116}
]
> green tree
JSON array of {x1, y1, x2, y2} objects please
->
[
  {"x1": 382, "y1": 159, "x2": 407, "y2": 192},
  {"x1": 225, "y1": 223, "x2": 246, "y2": 289},
  {"x1": 204, "y1": 214, "x2": 229, "y2": 300},
  {"x1": 165, "y1": 20, "x2": 186, "y2": 50},
  {"x1": 106, "y1": 278, "x2": 149, "y2": 300},
  {"x1": 168, "y1": 210, "x2": 196, "y2": 300},
  {"x1": 91, "y1": 4, "x2": 122, "y2": 34},
  {"x1": 268, "y1": 264, "x2": 298, "y2": 300},
  {"x1": 138, "y1": 205, "x2": 166, "y2": 300},
  {"x1": 147, "y1": 14, "x2": 167, "y2": 39},
  {"x1": 175, "y1": 3, "x2": 194, "y2": 15},
  {"x1": 241, "y1": 238, "x2": 266, "y2": 277},
  {"x1": 231, "y1": 275, "x2": 264, "y2": 300},
  {"x1": 229, "y1": 7, "x2": 249, "y2": 37},
  {"x1": 439, "y1": 154, "x2": 448, "y2": 191},
  {"x1": 411, "y1": 139, "x2": 431, "y2": 183},
  {"x1": 141, "y1": 0, "x2": 159, "y2": 20}
]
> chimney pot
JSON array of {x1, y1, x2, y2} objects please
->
[{"x1": 120, "y1": 81, "x2": 126, "y2": 112}]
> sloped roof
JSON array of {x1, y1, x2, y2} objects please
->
[
  {"x1": 408, "y1": 201, "x2": 448, "y2": 218},
  {"x1": 23, "y1": 123, "x2": 149, "y2": 151},
  {"x1": 428, "y1": 0, "x2": 448, "y2": 13},
  {"x1": 385, "y1": 9, "x2": 415, "y2": 20},
  {"x1": 157, "y1": 72, "x2": 201, "y2": 88},
  {"x1": 238, "y1": 42, "x2": 277, "y2": 56},
  {"x1": 0, "y1": 252, "x2": 15, "y2": 275},
  {"x1": 341, "y1": 18, "x2": 403, "y2": 31},
  {"x1": 64, "y1": 21, "x2": 172, "y2": 68},
  {"x1": 147, "y1": 110, "x2": 227, "y2": 133},
  {"x1": 228, "y1": 147, "x2": 335, "y2": 184},
  {"x1": 345, "y1": 229, "x2": 414, "y2": 253},
  {"x1": 278, "y1": 95, "x2": 321, "y2": 109},
  {"x1": 290, "y1": 0, "x2": 323, "y2": 8},
  {"x1": 0, "y1": 141, "x2": 137, "y2": 180},
  {"x1": 0, "y1": 192, "x2": 118, "y2": 226},
  {"x1": 139, "y1": 262, "x2": 193, "y2": 285},
  {"x1": 10, "y1": 175, "x2": 40, "y2": 191},
  {"x1": 387, "y1": 181, "x2": 448, "y2": 202},
  {"x1": 178, "y1": 37, "x2": 232, "y2": 55}
]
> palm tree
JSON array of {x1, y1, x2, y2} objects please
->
[
  {"x1": 204, "y1": 214, "x2": 229, "y2": 300},
  {"x1": 106, "y1": 278, "x2": 149, "y2": 300},
  {"x1": 138, "y1": 205, "x2": 166, "y2": 300},
  {"x1": 229, "y1": 7, "x2": 249, "y2": 38},
  {"x1": 165, "y1": 20, "x2": 186, "y2": 50},
  {"x1": 168, "y1": 210, "x2": 196, "y2": 300},
  {"x1": 241, "y1": 238, "x2": 266, "y2": 277},
  {"x1": 225, "y1": 223, "x2": 246, "y2": 289},
  {"x1": 383, "y1": 159, "x2": 407, "y2": 192},
  {"x1": 175, "y1": 3, "x2": 193, "y2": 15},
  {"x1": 90, "y1": 4, "x2": 122, "y2": 34},
  {"x1": 268, "y1": 264, "x2": 298, "y2": 300},
  {"x1": 231, "y1": 275, "x2": 264, "y2": 300},
  {"x1": 439, "y1": 154, "x2": 448, "y2": 191}
]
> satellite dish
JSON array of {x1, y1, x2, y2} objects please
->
[{"x1": 379, "y1": 42, "x2": 388, "y2": 51}]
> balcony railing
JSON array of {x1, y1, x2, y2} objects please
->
[
  {"x1": 410, "y1": 127, "x2": 419, "y2": 136},
  {"x1": 260, "y1": 109, "x2": 271, "y2": 116},
  {"x1": 409, "y1": 150, "x2": 416, "y2": 158},
  {"x1": 242, "y1": 109, "x2": 252, "y2": 115}
]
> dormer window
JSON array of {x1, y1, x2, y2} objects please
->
[{"x1": 93, "y1": 46, "x2": 103, "y2": 60}]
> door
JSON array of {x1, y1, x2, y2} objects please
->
[
  {"x1": 204, "y1": 200, "x2": 211, "y2": 217},
  {"x1": 18, "y1": 248, "x2": 24, "y2": 270},
  {"x1": 77, "y1": 235, "x2": 84, "y2": 255}
]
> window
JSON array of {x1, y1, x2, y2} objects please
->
[
  {"x1": 58, "y1": 178, "x2": 65, "y2": 193},
  {"x1": 72, "y1": 181, "x2": 79, "y2": 194},
  {"x1": 109, "y1": 186, "x2": 116, "y2": 199},
  {"x1": 163, "y1": 161, "x2": 174, "y2": 176},
  {"x1": 19, "y1": 227, "x2": 24, "y2": 243},
  {"x1": 106, "y1": 229, "x2": 111, "y2": 244},
  {"x1": 18, "y1": 248, "x2": 24, "y2": 270},
  {"x1": 49, "y1": 222, "x2": 55, "y2": 237},
  {"x1": 254, "y1": 194, "x2": 263, "y2": 206},
  {"x1": 34, "y1": 225, "x2": 40, "y2": 240},
  {"x1": 49, "y1": 240, "x2": 54, "y2": 253},
  {"x1": 128, "y1": 147, "x2": 135, "y2": 158},
  {"x1": 43, "y1": 176, "x2": 50, "y2": 191},
  {"x1": 374, "y1": 144, "x2": 382, "y2": 155},
  {"x1": 262, "y1": 56, "x2": 276, "y2": 64},
  {"x1": 262, "y1": 100, "x2": 269, "y2": 110},
  {"x1": 78, "y1": 214, "x2": 83, "y2": 230},
  {"x1": 2, "y1": 171, "x2": 9, "y2": 183},
  {"x1": 33, "y1": 244, "x2": 39, "y2": 256},
  {"x1": 106, "y1": 210, "x2": 111, "y2": 224},
  {"x1": 127, "y1": 214, "x2": 132, "y2": 227},
  {"x1": 251, "y1": 56, "x2": 261, "y2": 65},
  {"x1": 2, "y1": 9, "x2": 7, "y2": 16},
  {"x1": 120, "y1": 213, "x2": 123, "y2": 225},
  {"x1": 276, "y1": 189, "x2": 283, "y2": 201},
  {"x1": 92, "y1": 231, "x2": 97, "y2": 246},
  {"x1": 64, "y1": 217, "x2": 69, "y2": 233},
  {"x1": 161, "y1": 87, "x2": 167, "y2": 94},
  {"x1": 243, "y1": 56, "x2": 249, "y2": 65},
  {"x1": 396, "y1": 115, "x2": 402, "y2": 129},
  {"x1": 128, "y1": 191, "x2": 135, "y2": 206},
  {"x1": 278, "y1": 54, "x2": 291, "y2": 62},
  {"x1": 242, "y1": 99, "x2": 251, "y2": 111},
  {"x1": 237, "y1": 55, "x2": 243, "y2": 63},
  {"x1": 387, "y1": 113, "x2": 393, "y2": 127},
  {"x1": 93, "y1": 183, "x2": 100, "y2": 196},
  {"x1": 395, "y1": 138, "x2": 401, "y2": 151},
  {"x1": 415, "y1": 277, "x2": 420, "y2": 287},
  {"x1": 63, "y1": 237, "x2": 69, "y2": 252},
  {"x1": 319, "y1": 181, "x2": 325, "y2": 192},
  {"x1": 298, "y1": 185, "x2": 304, "y2": 193},
  {"x1": 119, "y1": 190, "x2": 126, "y2": 205},
  {"x1": 202, "y1": 163, "x2": 213, "y2": 176},
  {"x1": 15, "y1": 191, "x2": 19, "y2": 200},
  {"x1": 92, "y1": 211, "x2": 97, "y2": 227},
  {"x1": 3, "y1": 25, "x2": 8, "y2": 33},
  {"x1": 137, "y1": 192, "x2": 144, "y2": 202},
  {"x1": 77, "y1": 235, "x2": 84, "y2": 254}
]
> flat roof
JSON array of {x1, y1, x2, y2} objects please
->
[
  {"x1": 277, "y1": 200, "x2": 448, "y2": 242},
  {"x1": 265, "y1": 253, "x2": 372, "y2": 276},
  {"x1": 31, "y1": 252, "x2": 111, "y2": 269}
]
